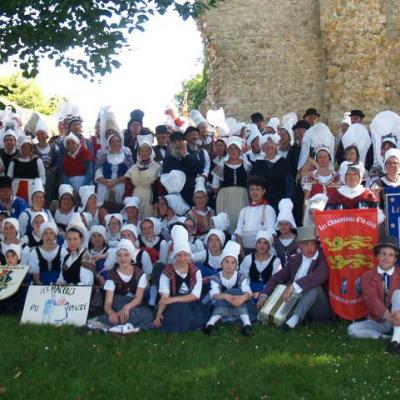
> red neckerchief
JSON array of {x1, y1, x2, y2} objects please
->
[{"x1": 249, "y1": 199, "x2": 268, "y2": 207}]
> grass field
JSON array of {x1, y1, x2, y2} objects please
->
[{"x1": 1, "y1": 315, "x2": 400, "y2": 400}]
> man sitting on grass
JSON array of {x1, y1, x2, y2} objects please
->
[
  {"x1": 257, "y1": 226, "x2": 330, "y2": 331},
  {"x1": 348, "y1": 236, "x2": 400, "y2": 355}
]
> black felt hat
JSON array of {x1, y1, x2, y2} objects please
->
[
  {"x1": 373, "y1": 236, "x2": 400, "y2": 256},
  {"x1": 303, "y1": 108, "x2": 320, "y2": 118},
  {"x1": 350, "y1": 109, "x2": 365, "y2": 118}
]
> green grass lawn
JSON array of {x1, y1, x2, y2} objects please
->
[{"x1": 1, "y1": 315, "x2": 400, "y2": 400}]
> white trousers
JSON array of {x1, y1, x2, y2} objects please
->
[
  {"x1": 96, "y1": 182, "x2": 125, "y2": 204},
  {"x1": 348, "y1": 289, "x2": 400, "y2": 339}
]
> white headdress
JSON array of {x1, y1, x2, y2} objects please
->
[
  {"x1": 171, "y1": 224, "x2": 192, "y2": 259},
  {"x1": 298, "y1": 123, "x2": 335, "y2": 169},
  {"x1": 370, "y1": 111, "x2": 400, "y2": 167},
  {"x1": 205, "y1": 228, "x2": 226, "y2": 247},
  {"x1": 247, "y1": 124, "x2": 262, "y2": 147},
  {"x1": 190, "y1": 109, "x2": 207, "y2": 127},
  {"x1": 275, "y1": 198, "x2": 296, "y2": 229},
  {"x1": 79, "y1": 185, "x2": 97, "y2": 210},
  {"x1": 266, "y1": 117, "x2": 280, "y2": 133},
  {"x1": 221, "y1": 240, "x2": 241, "y2": 263},
  {"x1": 341, "y1": 123, "x2": 372, "y2": 165},
  {"x1": 280, "y1": 112, "x2": 298, "y2": 144}
]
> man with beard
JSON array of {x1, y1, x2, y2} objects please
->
[{"x1": 162, "y1": 131, "x2": 202, "y2": 207}]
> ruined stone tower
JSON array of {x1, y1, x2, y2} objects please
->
[{"x1": 198, "y1": 0, "x2": 400, "y2": 127}]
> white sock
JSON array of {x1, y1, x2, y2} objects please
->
[
  {"x1": 392, "y1": 326, "x2": 400, "y2": 343},
  {"x1": 207, "y1": 315, "x2": 222, "y2": 326},
  {"x1": 148, "y1": 285, "x2": 158, "y2": 306},
  {"x1": 240, "y1": 314, "x2": 251, "y2": 326},
  {"x1": 286, "y1": 314, "x2": 300, "y2": 328}
]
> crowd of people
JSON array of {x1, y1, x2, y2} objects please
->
[{"x1": 0, "y1": 103, "x2": 399, "y2": 354}]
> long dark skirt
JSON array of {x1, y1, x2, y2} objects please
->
[
  {"x1": 98, "y1": 294, "x2": 154, "y2": 330},
  {"x1": 159, "y1": 301, "x2": 207, "y2": 334}
]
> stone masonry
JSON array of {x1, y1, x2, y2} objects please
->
[{"x1": 198, "y1": 0, "x2": 400, "y2": 128}]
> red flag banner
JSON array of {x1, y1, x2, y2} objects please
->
[{"x1": 314, "y1": 209, "x2": 378, "y2": 320}]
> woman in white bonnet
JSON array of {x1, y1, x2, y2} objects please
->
[{"x1": 125, "y1": 134, "x2": 161, "y2": 219}]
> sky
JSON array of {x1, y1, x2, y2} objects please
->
[{"x1": 0, "y1": 10, "x2": 204, "y2": 132}]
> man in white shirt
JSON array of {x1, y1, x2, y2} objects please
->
[{"x1": 348, "y1": 236, "x2": 400, "y2": 355}]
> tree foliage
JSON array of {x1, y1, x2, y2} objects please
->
[
  {"x1": 175, "y1": 65, "x2": 208, "y2": 112},
  {"x1": 0, "y1": 73, "x2": 64, "y2": 115},
  {"x1": 0, "y1": 1, "x2": 219, "y2": 79}
]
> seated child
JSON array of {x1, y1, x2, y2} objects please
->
[
  {"x1": 204, "y1": 240, "x2": 253, "y2": 336},
  {"x1": 196, "y1": 229, "x2": 226, "y2": 278},
  {"x1": 95, "y1": 239, "x2": 153, "y2": 331},
  {"x1": 88, "y1": 225, "x2": 109, "y2": 286},
  {"x1": 0, "y1": 245, "x2": 29, "y2": 313},
  {"x1": 138, "y1": 217, "x2": 163, "y2": 263},
  {"x1": 56, "y1": 222, "x2": 94, "y2": 286},
  {"x1": 240, "y1": 230, "x2": 282, "y2": 295},
  {"x1": 23, "y1": 211, "x2": 48, "y2": 248},
  {"x1": 273, "y1": 199, "x2": 298, "y2": 264},
  {"x1": 153, "y1": 225, "x2": 206, "y2": 333},
  {"x1": 104, "y1": 213, "x2": 123, "y2": 248},
  {"x1": 29, "y1": 222, "x2": 62, "y2": 285},
  {"x1": 0, "y1": 218, "x2": 30, "y2": 265}
]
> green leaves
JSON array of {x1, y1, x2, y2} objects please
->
[
  {"x1": 0, "y1": 72, "x2": 64, "y2": 115},
  {"x1": 0, "y1": 0, "x2": 220, "y2": 79}
]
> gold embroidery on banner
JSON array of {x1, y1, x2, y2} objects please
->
[{"x1": 323, "y1": 236, "x2": 373, "y2": 252}]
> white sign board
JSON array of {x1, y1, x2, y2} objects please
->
[
  {"x1": 21, "y1": 285, "x2": 92, "y2": 327},
  {"x1": 0, "y1": 265, "x2": 29, "y2": 301}
]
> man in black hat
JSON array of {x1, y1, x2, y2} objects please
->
[
  {"x1": 302, "y1": 108, "x2": 320, "y2": 127},
  {"x1": 0, "y1": 176, "x2": 28, "y2": 218},
  {"x1": 162, "y1": 131, "x2": 203, "y2": 206},
  {"x1": 348, "y1": 236, "x2": 400, "y2": 355},
  {"x1": 153, "y1": 125, "x2": 169, "y2": 164},
  {"x1": 286, "y1": 120, "x2": 311, "y2": 226},
  {"x1": 350, "y1": 109, "x2": 365, "y2": 125},
  {"x1": 184, "y1": 126, "x2": 210, "y2": 178},
  {"x1": 124, "y1": 109, "x2": 145, "y2": 163}
]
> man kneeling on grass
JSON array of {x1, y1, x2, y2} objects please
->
[
  {"x1": 256, "y1": 226, "x2": 331, "y2": 331},
  {"x1": 348, "y1": 236, "x2": 400, "y2": 355}
]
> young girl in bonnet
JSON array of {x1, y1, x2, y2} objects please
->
[
  {"x1": 204, "y1": 240, "x2": 253, "y2": 336},
  {"x1": 29, "y1": 222, "x2": 62, "y2": 285},
  {"x1": 154, "y1": 225, "x2": 206, "y2": 333},
  {"x1": 240, "y1": 231, "x2": 282, "y2": 296},
  {"x1": 273, "y1": 198, "x2": 298, "y2": 265},
  {"x1": 94, "y1": 239, "x2": 153, "y2": 332}
]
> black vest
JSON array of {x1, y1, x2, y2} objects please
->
[
  {"x1": 13, "y1": 158, "x2": 39, "y2": 179},
  {"x1": 249, "y1": 254, "x2": 276, "y2": 284},
  {"x1": 62, "y1": 250, "x2": 85, "y2": 284},
  {"x1": 27, "y1": 232, "x2": 43, "y2": 248},
  {"x1": 189, "y1": 147, "x2": 206, "y2": 172},
  {"x1": 36, "y1": 246, "x2": 62, "y2": 273},
  {"x1": 221, "y1": 163, "x2": 247, "y2": 188},
  {"x1": 174, "y1": 271, "x2": 191, "y2": 296},
  {"x1": 221, "y1": 273, "x2": 240, "y2": 292}
]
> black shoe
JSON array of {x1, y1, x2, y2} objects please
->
[
  {"x1": 241, "y1": 325, "x2": 253, "y2": 337},
  {"x1": 387, "y1": 341, "x2": 400, "y2": 355},
  {"x1": 203, "y1": 324, "x2": 215, "y2": 336},
  {"x1": 279, "y1": 323, "x2": 292, "y2": 333}
]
